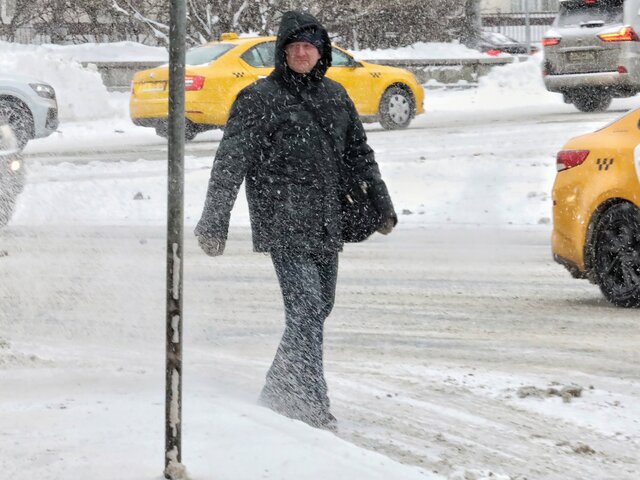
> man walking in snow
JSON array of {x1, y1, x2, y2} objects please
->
[{"x1": 195, "y1": 10, "x2": 397, "y2": 430}]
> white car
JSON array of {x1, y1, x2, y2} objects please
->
[{"x1": 0, "y1": 73, "x2": 58, "y2": 149}]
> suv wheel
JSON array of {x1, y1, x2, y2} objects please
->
[
  {"x1": 593, "y1": 203, "x2": 640, "y2": 307},
  {"x1": 379, "y1": 86, "x2": 413, "y2": 130},
  {"x1": 571, "y1": 90, "x2": 612, "y2": 113},
  {"x1": 0, "y1": 99, "x2": 34, "y2": 150},
  {"x1": 0, "y1": 172, "x2": 23, "y2": 228}
]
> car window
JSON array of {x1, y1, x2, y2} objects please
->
[
  {"x1": 332, "y1": 48, "x2": 355, "y2": 67},
  {"x1": 241, "y1": 42, "x2": 276, "y2": 68},
  {"x1": 556, "y1": 0, "x2": 624, "y2": 28},
  {"x1": 482, "y1": 31, "x2": 518, "y2": 44},
  {"x1": 186, "y1": 44, "x2": 234, "y2": 65}
]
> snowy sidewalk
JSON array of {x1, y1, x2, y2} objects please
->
[{"x1": 0, "y1": 350, "x2": 438, "y2": 480}]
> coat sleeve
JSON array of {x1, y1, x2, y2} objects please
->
[
  {"x1": 342, "y1": 94, "x2": 397, "y2": 223},
  {"x1": 195, "y1": 87, "x2": 269, "y2": 240}
]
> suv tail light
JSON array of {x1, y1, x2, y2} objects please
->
[
  {"x1": 185, "y1": 75, "x2": 205, "y2": 91},
  {"x1": 599, "y1": 26, "x2": 639, "y2": 42},
  {"x1": 557, "y1": 150, "x2": 590, "y2": 171},
  {"x1": 542, "y1": 37, "x2": 561, "y2": 47}
]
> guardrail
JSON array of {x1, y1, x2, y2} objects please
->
[{"x1": 84, "y1": 56, "x2": 530, "y2": 91}]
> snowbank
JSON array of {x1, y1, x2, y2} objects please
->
[
  {"x1": 0, "y1": 40, "x2": 168, "y2": 62},
  {"x1": 0, "y1": 42, "x2": 122, "y2": 121},
  {"x1": 0, "y1": 343, "x2": 439, "y2": 480},
  {"x1": 426, "y1": 53, "x2": 562, "y2": 111},
  {"x1": 353, "y1": 41, "x2": 487, "y2": 60}
]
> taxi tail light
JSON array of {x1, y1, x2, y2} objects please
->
[
  {"x1": 486, "y1": 49, "x2": 502, "y2": 56},
  {"x1": 557, "y1": 150, "x2": 590, "y2": 171},
  {"x1": 185, "y1": 75, "x2": 205, "y2": 91},
  {"x1": 599, "y1": 26, "x2": 639, "y2": 42},
  {"x1": 618, "y1": 65, "x2": 628, "y2": 74}
]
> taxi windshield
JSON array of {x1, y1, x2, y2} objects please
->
[{"x1": 186, "y1": 44, "x2": 234, "y2": 65}]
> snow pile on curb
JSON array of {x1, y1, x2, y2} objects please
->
[
  {"x1": 477, "y1": 53, "x2": 548, "y2": 98},
  {"x1": 0, "y1": 41, "x2": 121, "y2": 121},
  {"x1": 0, "y1": 40, "x2": 167, "y2": 62},
  {"x1": 354, "y1": 41, "x2": 487, "y2": 60},
  {"x1": 427, "y1": 54, "x2": 562, "y2": 112}
]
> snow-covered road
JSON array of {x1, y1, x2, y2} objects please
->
[{"x1": 1, "y1": 225, "x2": 638, "y2": 480}]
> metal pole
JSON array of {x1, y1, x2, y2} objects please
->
[
  {"x1": 165, "y1": 0, "x2": 186, "y2": 477},
  {"x1": 524, "y1": 0, "x2": 532, "y2": 54}
]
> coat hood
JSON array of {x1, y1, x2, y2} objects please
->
[{"x1": 273, "y1": 11, "x2": 332, "y2": 86}]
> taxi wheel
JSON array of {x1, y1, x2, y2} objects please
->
[
  {"x1": 155, "y1": 121, "x2": 197, "y2": 141},
  {"x1": 185, "y1": 122, "x2": 198, "y2": 141},
  {"x1": 379, "y1": 87, "x2": 413, "y2": 130},
  {"x1": 572, "y1": 90, "x2": 612, "y2": 113},
  {"x1": 154, "y1": 122, "x2": 168, "y2": 139},
  {"x1": 593, "y1": 203, "x2": 640, "y2": 307}
]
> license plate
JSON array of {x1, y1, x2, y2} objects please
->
[
  {"x1": 139, "y1": 82, "x2": 166, "y2": 92},
  {"x1": 567, "y1": 51, "x2": 596, "y2": 63}
]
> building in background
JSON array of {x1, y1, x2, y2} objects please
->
[
  {"x1": 482, "y1": 0, "x2": 559, "y2": 13},
  {"x1": 481, "y1": 0, "x2": 558, "y2": 43}
]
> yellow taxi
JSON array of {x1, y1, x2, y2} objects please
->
[
  {"x1": 130, "y1": 33, "x2": 425, "y2": 139},
  {"x1": 552, "y1": 108, "x2": 640, "y2": 307}
]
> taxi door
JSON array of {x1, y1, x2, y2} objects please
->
[{"x1": 326, "y1": 47, "x2": 375, "y2": 115}]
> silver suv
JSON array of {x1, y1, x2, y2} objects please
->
[
  {"x1": 0, "y1": 73, "x2": 59, "y2": 149},
  {"x1": 543, "y1": 0, "x2": 639, "y2": 112}
]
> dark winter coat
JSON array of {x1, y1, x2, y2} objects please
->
[{"x1": 195, "y1": 11, "x2": 396, "y2": 254}]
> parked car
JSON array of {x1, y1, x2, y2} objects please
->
[
  {"x1": 0, "y1": 118, "x2": 24, "y2": 227},
  {"x1": 0, "y1": 73, "x2": 58, "y2": 150},
  {"x1": 130, "y1": 33, "x2": 425, "y2": 139},
  {"x1": 542, "y1": 0, "x2": 639, "y2": 112},
  {"x1": 477, "y1": 31, "x2": 538, "y2": 56},
  {"x1": 552, "y1": 107, "x2": 640, "y2": 307}
]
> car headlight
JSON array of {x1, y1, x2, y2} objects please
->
[
  {"x1": 10, "y1": 159, "x2": 22, "y2": 172},
  {"x1": 30, "y1": 83, "x2": 56, "y2": 99}
]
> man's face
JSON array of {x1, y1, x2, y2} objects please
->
[{"x1": 285, "y1": 41, "x2": 321, "y2": 74}]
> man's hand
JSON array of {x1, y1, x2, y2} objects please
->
[
  {"x1": 197, "y1": 235, "x2": 225, "y2": 256},
  {"x1": 377, "y1": 216, "x2": 397, "y2": 235}
]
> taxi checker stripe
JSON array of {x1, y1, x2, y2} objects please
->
[{"x1": 596, "y1": 158, "x2": 614, "y2": 171}]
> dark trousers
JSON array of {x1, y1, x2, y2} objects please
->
[{"x1": 259, "y1": 250, "x2": 338, "y2": 425}]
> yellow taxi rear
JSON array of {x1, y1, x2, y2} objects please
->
[
  {"x1": 130, "y1": 40, "x2": 257, "y2": 129},
  {"x1": 552, "y1": 108, "x2": 640, "y2": 306}
]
